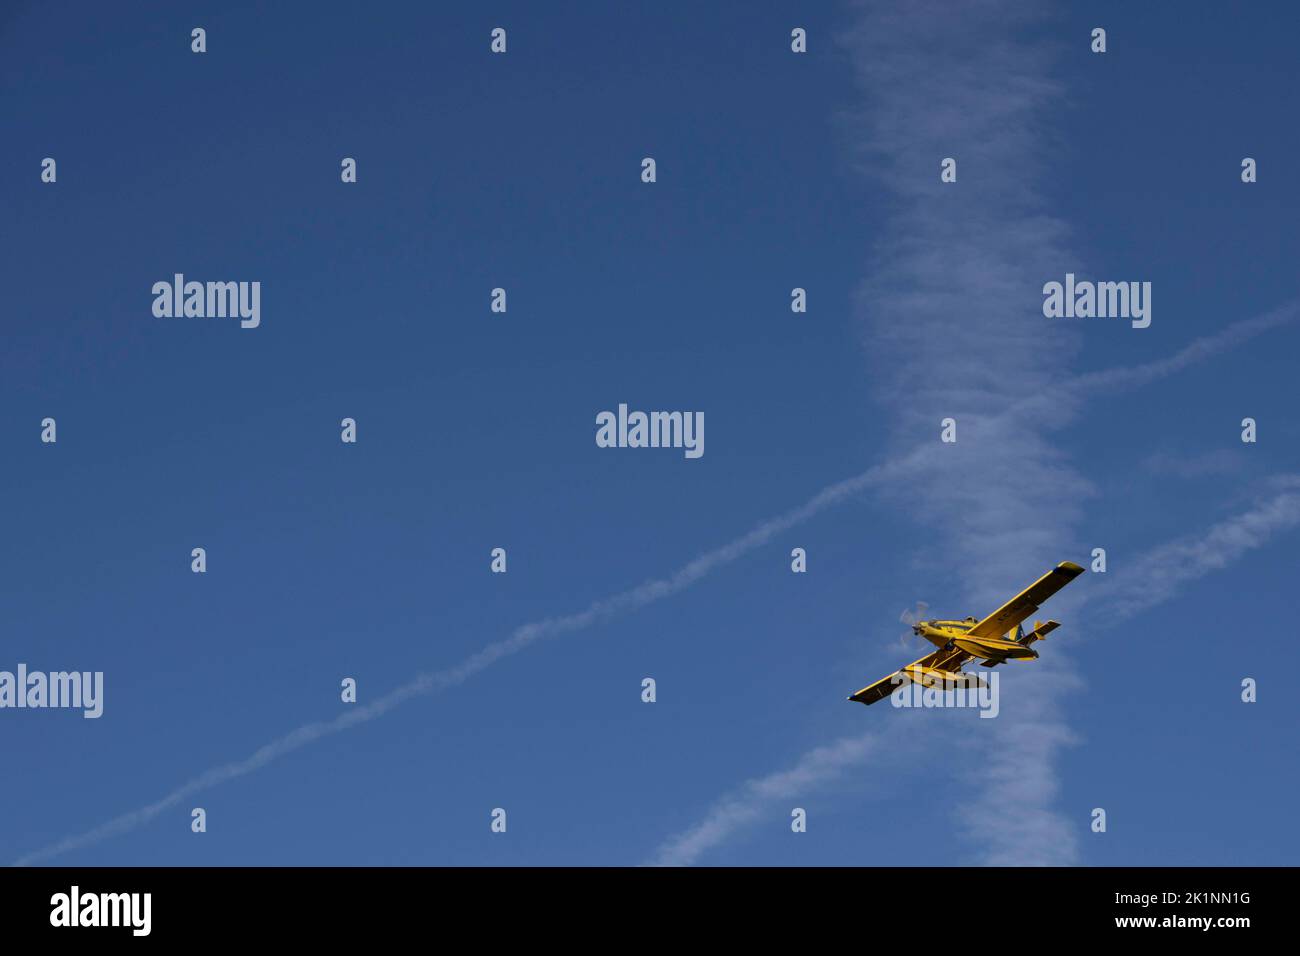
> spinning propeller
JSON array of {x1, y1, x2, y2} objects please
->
[{"x1": 897, "y1": 601, "x2": 928, "y2": 647}]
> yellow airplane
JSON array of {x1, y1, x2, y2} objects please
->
[{"x1": 848, "y1": 561, "x2": 1085, "y2": 706}]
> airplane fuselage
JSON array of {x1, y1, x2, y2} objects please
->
[
  {"x1": 914, "y1": 619, "x2": 1038, "y2": 661},
  {"x1": 850, "y1": 562, "x2": 1082, "y2": 707}
]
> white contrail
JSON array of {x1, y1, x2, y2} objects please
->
[
  {"x1": 1094, "y1": 483, "x2": 1300, "y2": 623},
  {"x1": 1016, "y1": 299, "x2": 1298, "y2": 424},
  {"x1": 14, "y1": 293, "x2": 1290, "y2": 868},
  {"x1": 12, "y1": 456, "x2": 919, "y2": 866},
  {"x1": 648, "y1": 484, "x2": 1300, "y2": 865},
  {"x1": 1069, "y1": 300, "x2": 1299, "y2": 396},
  {"x1": 12, "y1": 306, "x2": 1289, "y2": 866},
  {"x1": 645, "y1": 731, "x2": 884, "y2": 867},
  {"x1": 839, "y1": 0, "x2": 1300, "y2": 867},
  {"x1": 846, "y1": 0, "x2": 1088, "y2": 867}
]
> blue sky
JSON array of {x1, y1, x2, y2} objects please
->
[{"x1": 2, "y1": 1, "x2": 1298, "y2": 866}]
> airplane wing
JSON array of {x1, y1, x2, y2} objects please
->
[
  {"x1": 848, "y1": 645, "x2": 971, "y2": 706},
  {"x1": 965, "y1": 562, "x2": 1084, "y2": 639}
]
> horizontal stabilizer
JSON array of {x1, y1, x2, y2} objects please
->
[{"x1": 1021, "y1": 619, "x2": 1060, "y2": 646}]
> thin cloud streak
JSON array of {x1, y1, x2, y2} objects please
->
[
  {"x1": 832, "y1": 0, "x2": 1300, "y2": 867},
  {"x1": 844, "y1": 0, "x2": 1086, "y2": 866},
  {"x1": 650, "y1": 485, "x2": 1300, "y2": 866},
  {"x1": 1094, "y1": 484, "x2": 1300, "y2": 623},
  {"x1": 12, "y1": 307, "x2": 1289, "y2": 866},
  {"x1": 645, "y1": 732, "x2": 883, "y2": 867},
  {"x1": 1067, "y1": 300, "x2": 1299, "y2": 398},
  {"x1": 12, "y1": 457, "x2": 917, "y2": 866}
]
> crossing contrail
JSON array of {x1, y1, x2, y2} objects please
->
[{"x1": 12, "y1": 304, "x2": 1294, "y2": 866}]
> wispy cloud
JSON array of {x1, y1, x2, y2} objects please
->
[
  {"x1": 1066, "y1": 300, "x2": 1298, "y2": 399},
  {"x1": 13, "y1": 455, "x2": 918, "y2": 866},
  {"x1": 14, "y1": 304, "x2": 1291, "y2": 866},
  {"x1": 839, "y1": 0, "x2": 1300, "y2": 866},
  {"x1": 646, "y1": 732, "x2": 883, "y2": 867},
  {"x1": 1093, "y1": 483, "x2": 1300, "y2": 623},
  {"x1": 1140, "y1": 449, "x2": 1244, "y2": 480},
  {"x1": 842, "y1": 0, "x2": 1087, "y2": 865},
  {"x1": 650, "y1": 484, "x2": 1300, "y2": 865}
]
